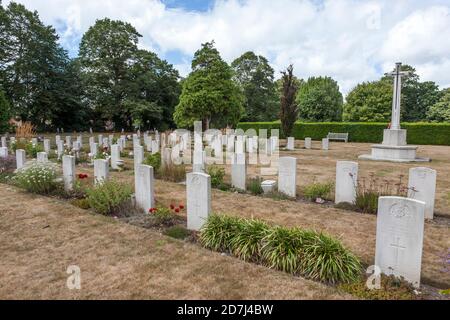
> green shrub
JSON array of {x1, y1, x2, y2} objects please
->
[
  {"x1": 303, "y1": 181, "x2": 334, "y2": 201},
  {"x1": 206, "y1": 165, "x2": 226, "y2": 189},
  {"x1": 151, "y1": 206, "x2": 176, "y2": 226},
  {"x1": 199, "y1": 214, "x2": 240, "y2": 252},
  {"x1": 164, "y1": 225, "x2": 191, "y2": 240},
  {"x1": 13, "y1": 160, "x2": 59, "y2": 194},
  {"x1": 200, "y1": 214, "x2": 362, "y2": 284},
  {"x1": 299, "y1": 232, "x2": 362, "y2": 283},
  {"x1": 248, "y1": 176, "x2": 263, "y2": 195},
  {"x1": 229, "y1": 218, "x2": 270, "y2": 262},
  {"x1": 86, "y1": 180, "x2": 132, "y2": 215},
  {"x1": 10, "y1": 139, "x2": 44, "y2": 157},
  {"x1": 261, "y1": 226, "x2": 306, "y2": 273},
  {"x1": 237, "y1": 121, "x2": 450, "y2": 145},
  {"x1": 143, "y1": 152, "x2": 161, "y2": 171}
]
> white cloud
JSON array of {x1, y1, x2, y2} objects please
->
[{"x1": 4, "y1": 0, "x2": 450, "y2": 94}]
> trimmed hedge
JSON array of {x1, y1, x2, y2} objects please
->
[{"x1": 237, "y1": 121, "x2": 450, "y2": 145}]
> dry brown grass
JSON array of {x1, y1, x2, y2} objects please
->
[
  {"x1": 14, "y1": 121, "x2": 36, "y2": 139},
  {"x1": 2, "y1": 138, "x2": 449, "y2": 299},
  {"x1": 0, "y1": 184, "x2": 349, "y2": 300},
  {"x1": 94, "y1": 141, "x2": 450, "y2": 289}
]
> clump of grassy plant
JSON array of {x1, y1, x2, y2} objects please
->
[
  {"x1": 303, "y1": 181, "x2": 334, "y2": 201},
  {"x1": 86, "y1": 180, "x2": 132, "y2": 215},
  {"x1": 13, "y1": 160, "x2": 59, "y2": 194},
  {"x1": 199, "y1": 214, "x2": 362, "y2": 284},
  {"x1": 355, "y1": 174, "x2": 408, "y2": 214},
  {"x1": 248, "y1": 176, "x2": 263, "y2": 195},
  {"x1": 299, "y1": 232, "x2": 362, "y2": 283}
]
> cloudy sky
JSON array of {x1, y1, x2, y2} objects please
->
[{"x1": 5, "y1": 0, "x2": 450, "y2": 94}]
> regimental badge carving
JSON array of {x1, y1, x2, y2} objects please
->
[{"x1": 389, "y1": 203, "x2": 410, "y2": 218}]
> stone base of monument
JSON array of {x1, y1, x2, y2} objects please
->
[{"x1": 359, "y1": 129, "x2": 430, "y2": 162}]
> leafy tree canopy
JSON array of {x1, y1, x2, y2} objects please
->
[
  {"x1": 0, "y1": 88, "x2": 11, "y2": 132},
  {"x1": 343, "y1": 80, "x2": 392, "y2": 122},
  {"x1": 231, "y1": 51, "x2": 278, "y2": 121},
  {"x1": 427, "y1": 88, "x2": 450, "y2": 122},
  {"x1": 296, "y1": 76, "x2": 343, "y2": 121},
  {"x1": 174, "y1": 41, "x2": 244, "y2": 129},
  {"x1": 79, "y1": 18, "x2": 180, "y2": 131},
  {"x1": 0, "y1": 2, "x2": 86, "y2": 130}
]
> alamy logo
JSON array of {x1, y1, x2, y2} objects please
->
[{"x1": 66, "y1": 265, "x2": 81, "y2": 290}]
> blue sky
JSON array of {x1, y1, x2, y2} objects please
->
[
  {"x1": 162, "y1": 0, "x2": 214, "y2": 11},
  {"x1": 4, "y1": 0, "x2": 450, "y2": 94}
]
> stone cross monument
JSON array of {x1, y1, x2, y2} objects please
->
[
  {"x1": 389, "y1": 62, "x2": 410, "y2": 130},
  {"x1": 359, "y1": 62, "x2": 429, "y2": 162}
]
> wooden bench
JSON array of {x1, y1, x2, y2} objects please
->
[{"x1": 327, "y1": 132, "x2": 349, "y2": 143}]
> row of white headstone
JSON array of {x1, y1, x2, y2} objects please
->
[
  {"x1": 334, "y1": 160, "x2": 437, "y2": 219},
  {"x1": 334, "y1": 160, "x2": 437, "y2": 288},
  {"x1": 286, "y1": 137, "x2": 329, "y2": 150}
]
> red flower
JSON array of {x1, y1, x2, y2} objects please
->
[
  {"x1": 148, "y1": 207, "x2": 157, "y2": 213},
  {"x1": 78, "y1": 173, "x2": 88, "y2": 179},
  {"x1": 179, "y1": 204, "x2": 184, "y2": 209},
  {"x1": 170, "y1": 204, "x2": 175, "y2": 210},
  {"x1": 175, "y1": 208, "x2": 180, "y2": 213}
]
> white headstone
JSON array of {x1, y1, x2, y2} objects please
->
[
  {"x1": 335, "y1": 161, "x2": 358, "y2": 204},
  {"x1": 375, "y1": 196, "x2": 425, "y2": 288},
  {"x1": 235, "y1": 136, "x2": 244, "y2": 154},
  {"x1": 278, "y1": 156, "x2": 297, "y2": 197},
  {"x1": 62, "y1": 155, "x2": 75, "y2": 191},
  {"x1": 408, "y1": 167, "x2": 436, "y2": 219},
  {"x1": 111, "y1": 144, "x2": 120, "y2": 170},
  {"x1": 193, "y1": 150, "x2": 205, "y2": 173},
  {"x1": 43, "y1": 139, "x2": 50, "y2": 153},
  {"x1": 90, "y1": 142, "x2": 98, "y2": 157},
  {"x1": 65, "y1": 136, "x2": 71, "y2": 148},
  {"x1": 94, "y1": 159, "x2": 109, "y2": 184},
  {"x1": 305, "y1": 137, "x2": 312, "y2": 149},
  {"x1": 186, "y1": 172, "x2": 211, "y2": 231},
  {"x1": 1, "y1": 136, "x2": 6, "y2": 148},
  {"x1": 322, "y1": 138, "x2": 329, "y2": 150},
  {"x1": 286, "y1": 137, "x2": 295, "y2": 150},
  {"x1": 135, "y1": 164, "x2": 155, "y2": 213},
  {"x1": 15, "y1": 149, "x2": 26, "y2": 169},
  {"x1": 231, "y1": 153, "x2": 246, "y2": 190},
  {"x1": 134, "y1": 145, "x2": 144, "y2": 193},
  {"x1": 57, "y1": 140, "x2": 64, "y2": 159},
  {"x1": 36, "y1": 152, "x2": 48, "y2": 162},
  {"x1": 0, "y1": 146, "x2": 8, "y2": 158},
  {"x1": 151, "y1": 140, "x2": 159, "y2": 154}
]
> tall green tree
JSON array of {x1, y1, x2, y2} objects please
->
[
  {"x1": 279, "y1": 65, "x2": 299, "y2": 137},
  {"x1": 0, "y1": 88, "x2": 10, "y2": 132},
  {"x1": 174, "y1": 41, "x2": 244, "y2": 129},
  {"x1": 231, "y1": 51, "x2": 278, "y2": 121},
  {"x1": 79, "y1": 18, "x2": 141, "y2": 128},
  {"x1": 0, "y1": 2, "x2": 84, "y2": 130},
  {"x1": 125, "y1": 50, "x2": 181, "y2": 130},
  {"x1": 343, "y1": 80, "x2": 392, "y2": 122},
  {"x1": 427, "y1": 88, "x2": 450, "y2": 122},
  {"x1": 296, "y1": 76, "x2": 343, "y2": 121}
]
